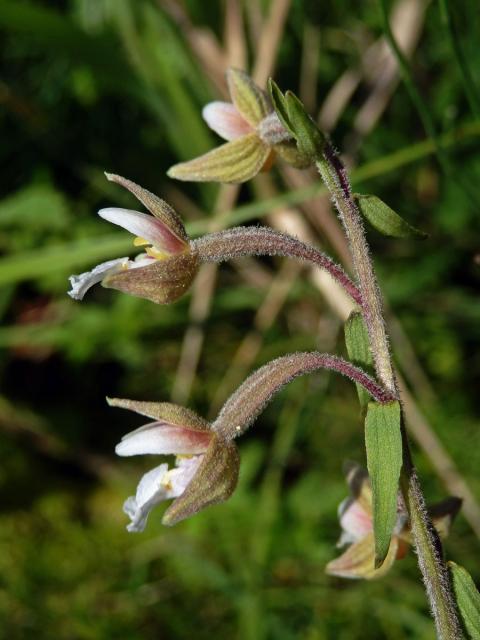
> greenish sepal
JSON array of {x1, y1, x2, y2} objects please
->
[
  {"x1": 268, "y1": 79, "x2": 295, "y2": 137},
  {"x1": 284, "y1": 91, "x2": 326, "y2": 159},
  {"x1": 162, "y1": 435, "x2": 240, "y2": 526},
  {"x1": 268, "y1": 80, "x2": 326, "y2": 160}
]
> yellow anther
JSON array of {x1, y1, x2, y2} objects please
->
[
  {"x1": 133, "y1": 236, "x2": 150, "y2": 246},
  {"x1": 145, "y1": 246, "x2": 168, "y2": 260}
]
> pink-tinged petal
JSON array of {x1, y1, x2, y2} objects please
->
[
  {"x1": 104, "y1": 173, "x2": 188, "y2": 243},
  {"x1": 339, "y1": 498, "x2": 373, "y2": 545},
  {"x1": 202, "y1": 101, "x2": 253, "y2": 141},
  {"x1": 68, "y1": 257, "x2": 129, "y2": 300},
  {"x1": 115, "y1": 421, "x2": 212, "y2": 456},
  {"x1": 98, "y1": 208, "x2": 186, "y2": 255}
]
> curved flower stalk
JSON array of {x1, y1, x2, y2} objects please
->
[
  {"x1": 167, "y1": 68, "x2": 310, "y2": 184},
  {"x1": 192, "y1": 226, "x2": 363, "y2": 306},
  {"x1": 68, "y1": 173, "x2": 199, "y2": 304},
  {"x1": 111, "y1": 352, "x2": 393, "y2": 531},
  {"x1": 68, "y1": 174, "x2": 362, "y2": 307},
  {"x1": 326, "y1": 463, "x2": 461, "y2": 580}
]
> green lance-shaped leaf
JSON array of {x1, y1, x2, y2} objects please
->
[
  {"x1": 449, "y1": 561, "x2": 480, "y2": 639},
  {"x1": 355, "y1": 194, "x2": 427, "y2": 238},
  {"x1": 364, "y1": 400, "x2": 403, "y2": 567},
  {"x1": 344, "y1": 312, "x2": 373, "y2": 409}
]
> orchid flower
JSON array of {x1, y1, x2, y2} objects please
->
[
  {"x1": 68, "y1": 174, "x2": 198, "y2": 304},
  {"x1": 326, "y1": 463, "x2": 461, "y2": 580},
  {"x1": 110, "y1": 398, "x2": 239, "y2": 529},
  {"x1": 111, "y1": 353, "x2": 395, "y2": 531},
  {"x1": 167, "y1": 68, "x2": 309, "y2": 184}
]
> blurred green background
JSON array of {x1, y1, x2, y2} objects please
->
[{"x1": 1, "y1": 0, "x2": 479, "y2": 638}]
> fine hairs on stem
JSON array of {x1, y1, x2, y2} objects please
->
[
  {"x1": 315, "y1": 138, "x2": 462, "y2": 638},
  {"x1": 192, "y1": 226, "x2": 362, "y2": 306}
]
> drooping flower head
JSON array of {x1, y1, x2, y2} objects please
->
[
  {"x1": 110, "y1": 398, "x2": 239, "y2": 530},
  {"x1": 68, "y1": 174, "x2": 198, "y2": 304},
  {"x1": 167, "y1": 68, "x2": 310, "y2": 184},
  {"x1": 326, "y1": 463, "x2": 461, "y2": 580},
  {"x1": 111, "y1": 354, "x2": 398, "y2": 532}
]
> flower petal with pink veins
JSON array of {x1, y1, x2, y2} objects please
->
[
  {"x1": 115, "y1": 421, "x2": 212, "y2": 456},
  {"x1": 98, "y1": 208, "x2": 186, "y2": 255},
  {"x1": 202, "y1": 101, "x2": 253, "y2": 141}
]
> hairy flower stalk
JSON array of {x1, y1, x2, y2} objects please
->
[
  {"x1": 68, "y1": 173, "x2": 362, "y2": 307},
  {"x1": 316, "y1": 145, "x2": 396, "y2": 394},
  {"x1": 112, "y1": 353, "x2": 392, "y2": 530},
  {"x1": 212, "y1": 352, "x2": 395, "y2": 440},
  {"x1": 192, "y1": 226, "x2": 362, "y2": 306}
]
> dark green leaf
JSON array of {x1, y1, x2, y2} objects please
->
[
  {"x1": 344, "y1": 312, "x2": 373, "y2": 408},
  {"x1": 355, "y1": 194, "x2": 427, "y2": 238},
  {"x1": 449, "y1": 561, "x2": 480, "y2": 639},
  {"x1": 365, "y1": 401, "x2": 403, "y2": 567}
]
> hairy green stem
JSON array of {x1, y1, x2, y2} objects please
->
[
  {"x1": 316, "y1": 144, "x2": 462, "y2": 638},
  {"x1": 316, "y1": 145, "x2": 396, "y2": 394},
  {"x1": 401, "y1": 442, "x2": 463, "y2": 639}
]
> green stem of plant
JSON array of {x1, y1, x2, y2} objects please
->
[
  {"x1": 400, "y1": 445, "x2": 463, "y2": 639},
  {"x1": 316, "y1": 147, "x2": 396, "y2": 394},
  {"x1": 315, "y1": 144, "x2": 462, "y2": 639}
]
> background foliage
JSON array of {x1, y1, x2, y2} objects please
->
[{"x1": 1, "y1": 0, "x2": 479, "y2": 638}]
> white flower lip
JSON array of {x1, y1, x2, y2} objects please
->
[
  {"x1": 98, "y1": 207, "x2": 185, "y2": 255},
  {"x1": 115, "y1": 421, "x2": 212, "y2": 457},
  {"x1": 123, "y1": 456, "x2": 203, "y2": 532},
  {"x1": 202, "y1": 101, "x2": 253, "y2": 141},
  {"x1": 68, "y1": 257, "x2": 129, "y2": 300}
]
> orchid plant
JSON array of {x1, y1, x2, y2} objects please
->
[{"x1": 70, "y1": 69, "x2": 480, "y2": 639}]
